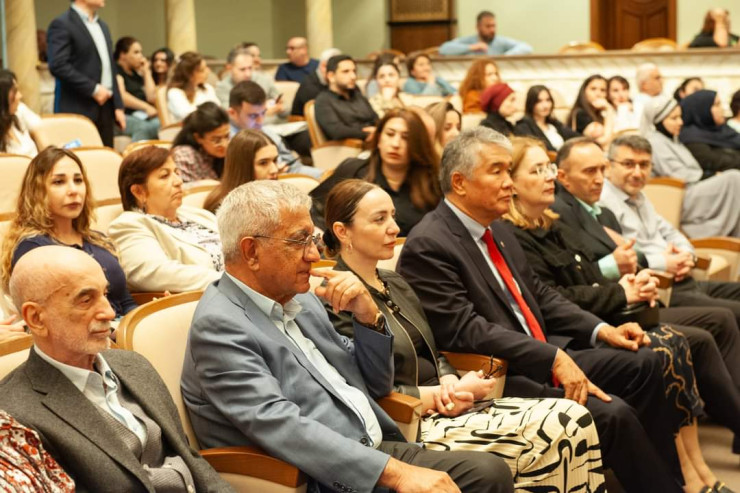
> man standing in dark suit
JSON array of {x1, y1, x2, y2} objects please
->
[
  {"x1": 47, "y1": 0, "x2": 125, "y2": 146},
  {"x1": 398, "y1": 127, "x2": 684, "y2": 492},
  {"x1": 0, "y1": 246, "x2": 231, "y2": 492}
]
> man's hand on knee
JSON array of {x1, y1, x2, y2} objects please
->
[{"x1": 377, "y1": 457, "x2": 460, "y2": 493}]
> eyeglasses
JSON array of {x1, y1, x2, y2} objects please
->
[
  {"x1": 254, "y1": 233, "x2": 322, "y2": 257},
  {"x1": 611, "y1": 159, "x2": 651, "y2": 171},
  {"x1": 480, "y1": 355, "x2": 504, "y2": 379},
  {"x1": 534, "y1": 162, "x2": 558, "y2": 178}
]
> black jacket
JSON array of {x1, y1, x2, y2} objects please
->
[
  {"x1": 684, "y1": 141, "x2": 740, "y2": 173},
  {"x1": 513, "y1": 115, "x2": 580, "y2": 151},
  {"x1": 47, "y1": 8, "x2": 123, "y2": 119},
  {"x1": 314, "y1": 89, "x2": 378, "y2": 140},
  {"x1": 480, "y1": 112, "x2": 514, "y2": 136},
  {"x1": 328, "y1": 257, "x2": 457, "y2": 398}
]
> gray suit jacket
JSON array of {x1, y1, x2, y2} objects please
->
[
  {"x1": 181, "y1": 274, "x2": 405, "y2": 493},
  {"x1": 0, "y1": 349, "x2": 230, "y2": 492}
]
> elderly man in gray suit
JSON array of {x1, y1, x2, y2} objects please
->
[
  {"x1": 181, "y1": 180, "x2": 513, "y2": 493},
  {"x1": 0, "y1": 245, "x2": 231, "y2": 492}
]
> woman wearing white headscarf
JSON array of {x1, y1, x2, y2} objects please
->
[{"x1": 641, "y1": 94, "x2": 740, "y2": 238}]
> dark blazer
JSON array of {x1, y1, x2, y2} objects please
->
[
  {"x1": 181, "y1": 274, "x2": 404, "y2": 493},
  {"x1": 329, "y1": 257, "x2": 457, "y2": 398},
  {"x1": 683, "y1": 141, "x2": 740, "y2": 173},
  {"x1": 0, "y1": 349, "x2": 229, "y2": 493},
  {"x1": 551, "y1": 185, "x2": 648, "y2": 268},
  {"x1": 480, "y1": 112, "x2": 514, "y2": 136},
  {"x1": 513, "y1": 115, "x2": 580, "y2": 151},
  {"x1": 397, "y1": 201, "x2": 603, "y2": 383},
  {"x1": 47, "y1": 8, "x2": 123, "y2": 119},
  {"x1": 507, "y1": 219, "x2": 628, "y2": 318}
]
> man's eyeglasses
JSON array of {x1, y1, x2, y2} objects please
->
[
  {"x1": 254, "y1": 234, "x2": 322, "y2": 257},
  {"x1": 480, "y1": 355, "x2": 504, "y2": 379},
  {"x1": 611, "y1": 159, "x2": 651, "y2": 172},
  {"x1": 534, "y1": 162, "x2": 558, "y2": 178}
]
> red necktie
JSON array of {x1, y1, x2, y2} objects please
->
[
  {"x1": 482, "y1": 229, "x2": 558, "y2": 386},
  {"x1": 481, "y1": 229, "x2": 547, "y2": 342}
]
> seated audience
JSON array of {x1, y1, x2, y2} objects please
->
[
  {"x1": 275, "y1": 37, "x2": 319, "y2": 83},
  {"x1": 479, "y1": 83, "x2": 516, "y2": 135},
  {"x1": 506, "y1": 137, "x2": 740, "y2": 492},
  {"x1": 458, "y1": 58, "x2": 500, "y2": 113},
  {"x1": 323, "y1": 179, "x2": 606, "y2": 490},
  {"x1": 680, "y1": 89, "x2": 740, "y2": 171},
  {"x1": 214, "y1": 46, "x2": 254, "y2": 109},
  {"x1": 674, "y1": 77, "x2": 704, "y2": 102},
  {"x1": 0, "y1": 408, "x2": 75, "y2": 492},
  {"x1": 397, "y1": 127, "x2": 686, "y2": 493},
  {"x1": 0, "y1": 69, "x2": 39, "y2": 157},
  {"x1": 607, "y1": 75, "x2": 640, "y2": 131},
  {"x1": 728, "y1": 89, "x2": 740, "y2": 133},
  {"x1": 0, "y1": 246, "x2": 230, "y2": 492},
  {"x1": 0, "y1": 147, "x2": 136, "y2": 318},
  {"x1": 166, "y1": 51, "x2": 219, "y2": 122},
  {"x1": 109, "y1": 146, "x2": 222, "y2": 292},
  {"x1": 364, "y1": 52, "x2": 402, "y2": 98},
  {"x1": 314, "y1": 55, "x2": 378, "y2": 141},
  {"x1": 439, "y1": 10, "x2": 532, "y2": 56},
  {"x1": 311, "y1": 108, "x2": 441, "y2": 235},
  {"x1": 171, "y1": 102, "x2": 230, "y2": 182},
  {"x1": 402, "y1": 54, "x2": 456, "y2": 97},
  {"x1": 425, "y1": 101, "x2": 461, "y2": 153},
  {"x1": 568, "y1": 74, "x2": 614, "y2": 147},
  {"x1": 642, "y1": 95, "x2": 740, "y2": 237},
  {"x1": 203, "y1": 129, "x2": 278, "y2": 213},
  {"x1": 367, "y1": 57, "x2": 404, "y2": 118},
  {"x1": 291, "y1": 47, "x2": 340, "y2": 117},
  {"x1": 181, "y1": 180, "x2": 515, "y2": 493},
  {"x1": 514, "y1": 84, "x2": 579, "y2": 151},
  {"x1": 150, "y1": 47, "x2": 174, "y2": 88},
  {"x1": 114, "y1": 36, "x2": 159, "y2": 142},
  {"x1": 633, "y1": 63, "x2": 664, "y2": 118},
  {"x1": 228, "y1": 81, "x2": 321, "y2": 178},
  {"x1": 689, "y1": 8, "x2": 738, "y2": 48},
  {"x1": 233, "y1": 42, "x2": 284, "y2": 122}
]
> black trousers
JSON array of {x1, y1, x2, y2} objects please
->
[
  {"x1": 376, "y1": 441, "x2": 514, "y2": 493},
  {"x1": 672, "y1": 278, "x2": 740, "y2": 328},
  {"x1": 504, "y1": 346, "x2": 683, "y2": 493},
  {"x1": 94, "y1": 99, "x2": 115, "y2": 147}
]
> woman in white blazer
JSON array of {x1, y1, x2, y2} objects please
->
[{"x1": 109, "y1": 146, "x2": 222, "y2": 293}]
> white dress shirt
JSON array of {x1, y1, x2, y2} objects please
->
[{"x1": 71, "y1": 4, "x2": 113, "y2": 92}]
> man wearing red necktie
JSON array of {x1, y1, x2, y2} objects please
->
[{"x1": 399, "y1": 127, "x2": 684, "y2": 493}]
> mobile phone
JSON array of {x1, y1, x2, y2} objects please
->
[{"x1": 275, "y1": 93, "x2": 283, "y2": 103}]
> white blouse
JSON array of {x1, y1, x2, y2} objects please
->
[
  {"x1": 5, "y1": 102, "x2": 40, "y2": 157},
  {"x1": 166, "y1": 84, "x2": 219, "y2": 122}
]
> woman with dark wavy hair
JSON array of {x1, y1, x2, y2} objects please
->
[
  {"x1": 0, "y1": 147, "x2": 136, "y2": 317},
  {"x1": 166, "y1": 51, "x2": 219, "y2": 122},
  {"x1": 150, "y1": 47, "x2": 175, "y2": 87},
  {"x1": 171, "y1": 102, "x2": 230, "y2": 182},
  {"x1": 0, "y1": 69, "x2": 40, "y2": 157},
  {"x1": 310, "y1": 108, "x2": 441, "y2": 235},
  {"x1": 514, "y1": 84, "x2": 579, "y2": 151},
  {"x1": 567, "y1": 74, "x2": 615, "y2": 147}
]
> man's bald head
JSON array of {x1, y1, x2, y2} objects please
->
[{"x1": 9, "y1": 246, "x2": 101, "y2": 309}]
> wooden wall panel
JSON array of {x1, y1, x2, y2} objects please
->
[
  {"x1": 388, "y1": 0, "x2": 455, "y2": 54},
  {"x1": 591, "y1": 0, "x2": 676, "y2": 49}
]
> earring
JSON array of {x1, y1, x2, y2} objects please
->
[{"x1": 347, "y1": 241, "x2": 354, "y2": 253}]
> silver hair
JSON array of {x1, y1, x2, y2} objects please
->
[
  {"x1": 320, "y1": 48, "x2": 341, "y2": 62},
  {"x1": 607, "y1": 134, "x2": 653, "y2": 161},
  {"x1": 439, "y1": 127, "x2": 512, "y2": 194},
  {"x1": 217, "y1": 181, "x2": 312, "y2": 263},
  {"x1": 636, "y1": 63, "x2": 658, "y2": 87}
]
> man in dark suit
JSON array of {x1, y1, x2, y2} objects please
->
[
  {"x1": 47, "y1": 0, "x2": 125, "y2": 146},
  {"x1": 181, "y1": 180, "x2": 512, "y2": 493},
  {"x1": 0, "y1": 246, "x2": 231, "y2": 492},
  {"x1": 397, "y1": 127, "x2": 684, "y2": 493}
]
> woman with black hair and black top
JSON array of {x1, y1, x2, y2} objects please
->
[
  {"x1": 171, "y1": 101, "x2": 230, "y2": 182},
  {"x1": 567, "y1": 74, "x2": 615, "y2": 148},
  {"x1": 514, "y1": 85, "x2": 579, "y2": 151},
  {"x1": 0, "y1": 69, "x2": 40, "y2": 157}
]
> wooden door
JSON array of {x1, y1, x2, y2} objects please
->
[
  {"x1": 591, "y1": 0, "x2": 676, "y2": 50},
  {"x1": 388, "y1": 0, "x2": 456, "y2": 55}
]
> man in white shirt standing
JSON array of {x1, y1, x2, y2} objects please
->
[{"x1": 47, "y1": 0, "x2": 126, "y2": 146}]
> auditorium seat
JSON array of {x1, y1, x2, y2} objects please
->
[
  {"x1": 558, "y1": 41, "x2": 605, "y2": 54},
  {"x1": 440, "y1": 352, "x2": 508, "y2": 400},
  {"x1": 644, "y1": 177, "x2": 735, "y2": 281},
  {"x1": 398, "y1": 93, "x2": 445, "y2": 109},
  {"x1": 158, "y1": 122, "x2": 183, "y2": 141},
  {"x1": 461, "y1": 112, "x2": 485, "y2": 130},
  {"x1": 30, "y1": 114, "x2": 104, "y2": 149},
  {"x1": 0, "y1": 154, "x2": 31, "y2": 215},
  {"x1": 92, "y1": 198, "x2": 124, "y2": 234},
  {"x1": 274, "y1": 81, "x2": 300, "y2": 117},
  {"x1": 631, "y1": 38, "x2": 678, "y2": 52},
  {"x1": 0, "y1": 335, "x2": 32, "y2": 380},
  {"x1": 304, "y1": 100, "x2": 364, "y2": 171},
  {"x1": 277, "y1": 174, "x2": 320, "y2": 194},
  {"x1": 72, "y1": 147, "x2": 123, "y2": 202},
  {"x1": 122, "y1": 140, "x2": 173, "y2": 157},
  {"x1": 182, "y1": 180, "x2": 219, "y2": 209}
]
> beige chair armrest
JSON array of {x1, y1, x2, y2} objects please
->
[
  {"x1": 313, "y1": 139, "x2": 364, "y2": 150},
  {"x1": 691, "y1": 237, "x2": 740, "y2": 280},
  {"x1": 378, "y1": 392, "x2": 422, "y2": 442},
  {"x1": 440, "y1": 352, "x2": 508, "y2": 399},
  {"x1": 693, "y1": 254, "x2": 712, "y2": 271},
  {"x1": 130, "y1": 292, "x2": 171, "y2": 306},
  {"x1": 200, "y1": 446, "x2": 306, "y2": 488},
  {"x1": 652, "y1": 271, "x2": 674, "y2": 307}
]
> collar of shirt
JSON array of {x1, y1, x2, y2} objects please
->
[
  {"x1": 71, "y1": 3, "x2": 99, "y2": 23},
  {"x1": 33, "y1": 345, "x2": 111, "y2": 394},
  {"x1": 444, "y1": 198, "x2": 487, "y2": 240},
  {"x1": 225, "y1": 272, "x2": 302, "y2": 323},
  {"x1": 575, "y1": 196, "x2": 602, "y2": 219},
  {"x1": 604, "y1": 179, "x2": 644, "y2": 207}
]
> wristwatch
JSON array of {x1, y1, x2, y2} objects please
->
[{"x1": 359, "y1": 311, "x2": 385, "y2": 332}]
